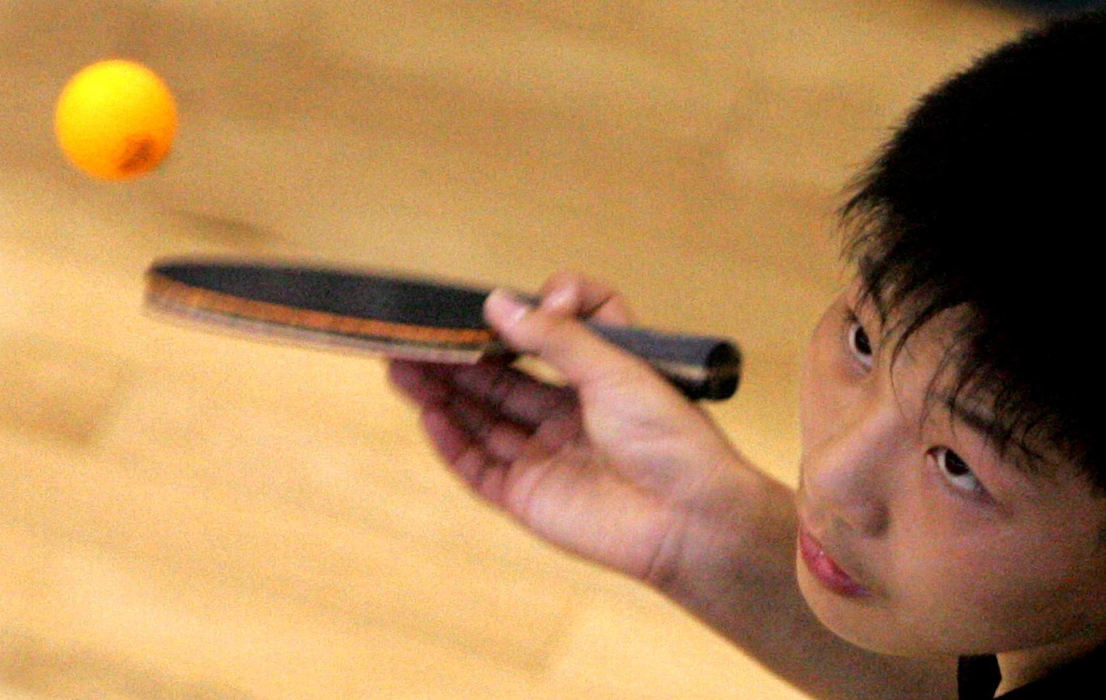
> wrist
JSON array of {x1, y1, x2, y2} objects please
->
[{"x1": 653, "y1": 459, "x2": 798, "y2": 621}]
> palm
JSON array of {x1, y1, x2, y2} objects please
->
[
  {"x1": 500, "y1": 413, "x2": 681, "y2": 580},
  {"x1": 392, "y1": 358, "x2": 737, "y2": 582}
]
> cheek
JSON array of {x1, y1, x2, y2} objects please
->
[
  {"x1": 892, "y1": 497, "x2": 1010, "y2": 600},
  {"x1": 799, "y1": 315, "x2": 852, "y2": 450},
  {"x1": 798, "y1": 352, "x2": 819, "y2": 445},
  {"x1": 889, "y1": 517, "x2": 1105, "y2": 652}
]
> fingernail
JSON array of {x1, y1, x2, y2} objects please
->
[
  {"x1": 541, "y1": 283, "x2": 576, "y2": 313},
  {"x1": 486, "y1": 288, "x2": 533, "y2": 326}
]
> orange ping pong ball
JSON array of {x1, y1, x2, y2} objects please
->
[{"x1": 54, "y1": 59, "x2": 177, "y2": 180}]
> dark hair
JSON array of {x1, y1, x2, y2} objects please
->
[{"x1": 841, "y1": 10, "x2": 1106, "y2": 487}]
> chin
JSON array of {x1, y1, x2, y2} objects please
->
[{"x1": 796, "y1": 564, "x2": 921, "y2": 656}]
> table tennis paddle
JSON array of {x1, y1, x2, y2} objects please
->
[{"x1": 144, "y1": 258, "x2": 741, "y2": 401}]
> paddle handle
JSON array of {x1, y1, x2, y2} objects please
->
[
  {"x1": 584, "y1": 323, "x2": 741, "y2": 401},
  {"x1": 509, "y1": 293, "x2": 740, "y2": 401}
]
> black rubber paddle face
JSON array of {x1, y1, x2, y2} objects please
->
[{"x1": 152, "y1": 261, "x2": 489, "y2": 329}]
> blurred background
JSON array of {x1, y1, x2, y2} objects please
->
[{"x1": 0, "y1": 1, "x2": 1062, "y2": 697}]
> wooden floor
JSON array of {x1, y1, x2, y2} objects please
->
[{"x1": 2, "y1": 1, "x2": 1033, "y2": 697}]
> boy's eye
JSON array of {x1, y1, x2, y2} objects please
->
[
  {"x1": 846, "y1": 317, "x2": 874, "y2": 369},
  {"x1": 930, "y1": 447, "x2": 986, "y2": 495}
]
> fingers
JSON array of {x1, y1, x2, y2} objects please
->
[
  {"x1": 388, "y1": 359, "x2": 574, "y2": 489},
  {"x1": 538, "y1": 271, "x2": 635, "y2": 326},
  {"x1": 387, "y1": 360, "x2": 453, "y2": 405},
  {"x1": 392, "y1": 269, "x2": 640, "y2": 413},
  {"x1": 422, "y1": 399, "x2": 529, "y2": 472},
  {"x1": 389, "y1": 359, "x2": 573, "y2": 427},
  {"x1": 389, "y1": 361, "x2": 519, "y2": 490},
  {"x1": 485, "y1": 289, "x2": 674, "y2": 403},
  {"x1": 420, "y1": 407, "x2": 515, "y2": 498}
]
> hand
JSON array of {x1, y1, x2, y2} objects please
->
[{"x1": 389, "y1": 272, "x2": 750, "y2": 586}]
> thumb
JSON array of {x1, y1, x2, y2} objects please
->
[{"x1": 484, "y1": 288, "x2": 669, "y2": 399}]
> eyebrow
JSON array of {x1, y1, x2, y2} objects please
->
[{"x1": 939, "y1": 393, "x2": 1049, "y2": 477}]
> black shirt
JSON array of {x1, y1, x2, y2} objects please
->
[{"x1": 958, "y1": 645, "x2": 1106, "y2": 698}]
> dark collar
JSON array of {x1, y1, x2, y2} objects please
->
[{"x1": 959, "y1": 644, "x2": 1106, "y2": 699}]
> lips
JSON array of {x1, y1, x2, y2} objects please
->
[{"x1": 798, "y1": 526, "x2": 871, "y2": 598}]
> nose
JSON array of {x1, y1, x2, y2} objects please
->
[{"x1": 800, "y1": 394, "x2": 900, "y2": 537}]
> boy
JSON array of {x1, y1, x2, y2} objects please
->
[{"x1": 389, "y1": 10, "x2": 1106, "y2": 698}]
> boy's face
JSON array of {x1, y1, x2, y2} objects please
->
[{"x1": 796, "y1": 279, "x2": 1106, "y2": 660}]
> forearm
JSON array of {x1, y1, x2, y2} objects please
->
[{"x1": 654, "y1": 461, "x2": 956, "y2": 699}]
